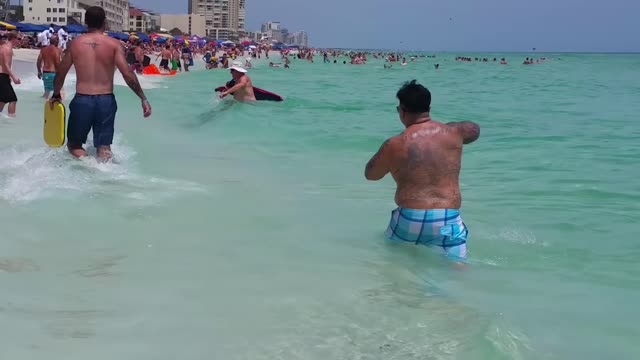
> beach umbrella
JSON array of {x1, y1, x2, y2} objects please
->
[
  {"x1": 175, "y1": 37, "x2": 190, "y2": 45},
  {"x1": 136, "y1": 32, "x2": 150, "y2": 42},
  {"x1": 65, "y1": 24, "x2": 87, "y2": 33},
  {"x1": 107, "y1": 31, "x2": 130, "y2": 41},
  {"x1": 0, "y1": 21, "x2": 17, "y2": 30},
  {"x1": 242, "y1": 41, "x2": 250, "y2": 46}
]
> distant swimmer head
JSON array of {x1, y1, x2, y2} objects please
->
[
  {"x1": 396, "y1": 80, "x2": 431, "y2": 126},
  {"x1": 85, "y1": 6, "x2": 106, "y2": 30}
]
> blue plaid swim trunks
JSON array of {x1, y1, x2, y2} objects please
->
[{"x1": 385, "y1": 208, "x2": 469, "y2": 259}]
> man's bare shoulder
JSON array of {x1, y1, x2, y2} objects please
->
[
  {"x1": 73, "y1": 34, "x2": 119, "y2": 49},
  {"x1": 444, "y1": 120, "x2": 481, "y2": 144},
  {"x1": 385, "y1": 134, "x2": 404, "y2": 150}
]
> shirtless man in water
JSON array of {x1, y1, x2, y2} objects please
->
[
  {"x1": 156, "y1": 45, "x2": 172, "y2": 72},
  {"x1": 37, "y1": 36, "x2": 63, "y2": 99},
  {"x1": 219, "y1": 64, "x2": 256, "y2": 102},
  {"x1": 50, "y1": 6, "x2": 151, "y2": 162},
  {"x1": 0, "y1": 32, "x2": 21, "y2": 117},
  {"x1": 365, "y1": 80, "x2": 480, "y2": 260}
]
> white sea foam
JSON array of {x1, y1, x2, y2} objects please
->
[{"x1": 0, "y1": 135, "x2": 204, "y2": 204}]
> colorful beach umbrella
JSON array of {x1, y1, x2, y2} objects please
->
[{"x1": 0, "y1": 21, "x2": 17, "y2": 30}]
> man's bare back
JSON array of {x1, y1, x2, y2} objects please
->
[
  {"x1": 39, "y1": 44, "x2": 62, "y2": 72},
  {"x1": 43, "y1": 46, "x2": 61, "y2": 70},
  {"x1": 384, "y1": 121, "x2": 469, "y2": 209},
  {"x1": 64, "y1": 33, "x2": 121, "y2": 95},
  {"x1": 366, "y1": 118, "x2": 479, "y2": 209}
]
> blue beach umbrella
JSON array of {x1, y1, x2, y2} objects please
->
[
  {"x1": 135, "y1": 32, "x2": 150, "y2": 42},
  {"x1": 65, "y1": 24, "x2": 87, "y2": 33}
]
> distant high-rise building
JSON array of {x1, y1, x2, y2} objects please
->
[
  {"x1": 287, "y1": 30, "x2": 308, "y2": 48},
  {"x1": 261, "y1": 21, "x2": 280, "y2": 32},
  {"x1": 188, "y1": 0, "x2": 245, "y2": 40}
]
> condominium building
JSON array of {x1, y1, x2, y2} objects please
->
[
  {"x1": 128, "y1": 8, "x2": 150, "y2": 33},
  {"x1": 23, "y1": 0, "x2": 128, "y2": 30},
  {"x1": 24, "y1": 0, "x2": 84, "y2": 26},
  {"x1": 188, "y1": 0, "x2": 245, "y2": 40},
  {"x1": 160, "y1": 13, "x2": 206, "y2": 36},
  {"x1": 94, "y1": 0, "x2": 129, "y2": 31}
]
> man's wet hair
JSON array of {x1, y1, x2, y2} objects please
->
[
  {"x1": 85, "y1": 6, "x2": 106, "y2": 29},
  {"x1": 396, "y1": 80, "x2": 431, "y2": 113}
]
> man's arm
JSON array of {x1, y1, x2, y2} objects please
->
[
  {"x1": 52, "y1": 47, "x2": 72, "y2": 96},
  {"x1": 115, "y1": 45, "x2": 146, "y2": 101},
  {"x1": 447, "y1": 121, "x2": 481, "y2": 144},
  {"x1": 36, "y1": 49, "x2": 43, "y2": 75},
  {"x1": 365, "y1": 139, "x2": 392, "y2": 181}
]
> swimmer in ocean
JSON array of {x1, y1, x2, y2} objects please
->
[
  {"x1": 219, "y1": 64, "x2": 256, "y2": 102},
  {"x1": 364, "y1": 80, "x2": 480, "y2": 260}
]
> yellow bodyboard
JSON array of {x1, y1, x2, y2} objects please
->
[{"x1": 44, "y1": 102, "x2": 66, "y2": 148}]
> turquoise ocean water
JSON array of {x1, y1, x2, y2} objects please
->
[{"x1": 1, "y1": 52, "x2": 639, "y2": 359}]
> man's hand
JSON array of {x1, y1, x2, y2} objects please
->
[
  {"x1": 219, "y1": 91, "x2": 228, "y2": 99},
  {"x1": 12, "y1": 76, "x2": 21, "y2": 85},
  {"x1": 37, "y1": 71, "x2": 42, "y2": 80},
  {"x1": 142, "y1": 99, "x2": 152, "y2": 118},
  {"x1": 49, "y1": 93, "x2": 61, "y2": 109}
]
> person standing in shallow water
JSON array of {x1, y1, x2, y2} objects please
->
[
  {"x1": 37, "y1": 36, "x2": 63, "y2": 99},
  {"x1": 364, "y1": 80, "x2": 480, "y2": 260},
  {"x1": 0, "y1": 32, "x2": 21, "y2": 117},
  {"x1": 50, "y1": 6, "x2": 151, "y2": 162}
]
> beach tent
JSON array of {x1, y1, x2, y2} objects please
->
[{"x1": 14, "y1": 23, "x2": 47, "y2": 32}]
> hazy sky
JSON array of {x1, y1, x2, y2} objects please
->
[{"x1": 118, "y1": 0, "x2": 638, "y2": 51}]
